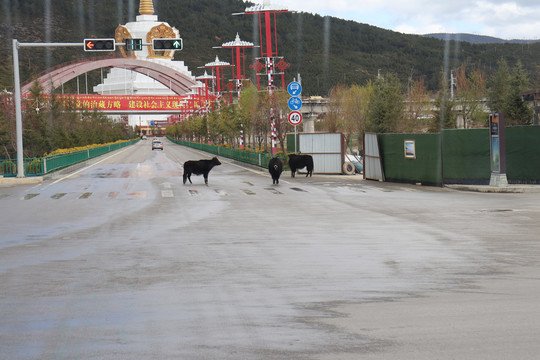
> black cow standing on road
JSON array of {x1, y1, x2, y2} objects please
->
[
  {"x1": 183, "y1": 157, "x2": 221, "y2": 185},
  {"x1": 288, "y1": 154, "x2": 313, "y2": 177},
  {"x1": 268, "y1": 157, "x2": 283, "y2": 184}
]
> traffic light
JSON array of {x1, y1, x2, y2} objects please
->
[
  {"x1": 126, "y1": 38, "x2": 143, "y2": 51},
  {"x1": 152, "y1": 38, "x2": 183, "y2": 51},
  {"x1": 84, "y1": 39, "x2": 115, "y2": 51}
]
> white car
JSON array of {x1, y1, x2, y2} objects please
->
[{"x1": 152, "y1": 139, "x2": 163, "y2": 150}]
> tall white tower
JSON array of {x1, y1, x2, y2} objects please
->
[{"x1": 93, "y1": 0, "x2": 197, "y2": 128}]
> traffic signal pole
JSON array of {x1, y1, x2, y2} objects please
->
[
  {"x1": 11, "y1": 38, "x2": 175, "y2": 177},
  {"x1": 12, "y1": 40, "x2": 87, "y2": 177},
  {"x1": 12, "y1": 39, "x2": 23, "y2": 178},
  {"x1": 11, "y1": 39, "x2": 130, "y2": 177}
]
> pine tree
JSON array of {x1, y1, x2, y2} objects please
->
[
  {"x1": 487, "y1": 59, "x2": 511, "y2": 113},
  {"x1": 366, "y1": 73, "x2": 404, "y2": 133},
  {"x1": 503, "y1": 61, "x2": 532, "y2": 125}
]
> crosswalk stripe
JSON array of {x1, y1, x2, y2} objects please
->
[
  {"x1": 161, "y1": 190, "x2": 174, "y2": 198},
  {"x1": 79, "y1": 192, "x2": 92, "y2": 199}
]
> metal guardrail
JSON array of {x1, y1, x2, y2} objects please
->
[
  {"x1": 167, "y1": 138, "x2": 288, "y2": 169},
  {"x1": 0, "y1": 139, "x2": 139, "y2": 177}
]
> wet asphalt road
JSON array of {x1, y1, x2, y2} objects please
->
[{"x1": 1, "y1": 139, "x2": 540, "y2": 359}]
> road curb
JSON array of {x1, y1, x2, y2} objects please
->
[
  {"x1": 446, "y1": 184, "x2": 540, "y2": 193},
  {"x1": 0, "y1": 176, "x2": 44, "y2": 186}
]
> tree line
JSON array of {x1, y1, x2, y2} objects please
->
[
  {"x1": 166, "y1": 58, "x2": 533, "y2": 154},
  {"x1": 0, "y1": 57, "x2": 532, "y2": 160},
  {"x1": 0, "y1": 82, "x2": 136, "y2": 159},
  {"x1": 166, "y1": 83, "x2": 293, "y2": 154},
  {"x1": 318, "y1": 58, "x2": 532, "y2": 144}
]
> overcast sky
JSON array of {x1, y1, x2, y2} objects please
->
[{"x1": 263, "y1": 1, "x2": 540, "y2": 40}]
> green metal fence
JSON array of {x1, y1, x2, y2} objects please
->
[
  {"x1": 168, "y1": 138, "x2": 288, "y2": 169},
  {"x1": 0, "y1": 139, "x2": 139, "y2": 177}
]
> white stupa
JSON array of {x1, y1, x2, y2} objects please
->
[{"x1": 93, "y1": 0, "x2": 197, "y2": 128}]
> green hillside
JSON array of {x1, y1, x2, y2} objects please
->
[{"x1": 1, "y1": 0, "x2": 540, "y2": 96}]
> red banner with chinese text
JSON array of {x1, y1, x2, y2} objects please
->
[{"x1": 53, "y1": 95, "x2": 186, "y2": 112}]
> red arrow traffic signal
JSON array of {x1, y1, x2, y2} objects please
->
[{"x1": 84, "y1": 39, "x2": 115, "y2": 51}]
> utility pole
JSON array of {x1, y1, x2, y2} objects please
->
[
  {"x1": 235, "y1": 2, "x2": 290, "y2": 155},
  {"x1": 450, "y1": 70, "x2": 455, "y2": 101}
]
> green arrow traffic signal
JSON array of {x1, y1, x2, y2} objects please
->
[{"x1": 152, "y1": 38, "x2": 183, "y2": 51}]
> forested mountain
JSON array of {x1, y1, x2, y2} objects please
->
[
  {"x1": 2, "y1": 0, "x2": 540, "y2": 96},
  {"x1": 422, "y1": 33, "x2": 540, "y2": 45}
]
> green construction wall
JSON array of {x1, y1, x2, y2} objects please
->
[
  {"x1": 506, "y1": 126, "x2": 540, "y2": 183},
  {"x1": 379, "y1": 133, "x2": 442, "y2": 185},
  {"x1": 378, "y1": 126, "x2": 540, "y2": 185},
  {"x1": 286, "y1": 133, "x2": 299, "y2": 153},
  {"x1": 442, "y1": 128, "x2": 491, "y2": 184}
]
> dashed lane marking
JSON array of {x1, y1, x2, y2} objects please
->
[
  {"x1": 15, "y1": 191, "x2": 160, "y2": 200},
  {"x1": 161, "y1": 190, "x2": 174, "y2": 198}
]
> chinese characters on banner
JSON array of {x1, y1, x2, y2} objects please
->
[{"x1": 50, "y1": 95, "x2": 187, "y2": 112}]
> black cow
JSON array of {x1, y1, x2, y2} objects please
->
[
  {"x1": 288, "y1": 154, "x2": 313, "y2": 178},
  {"x1": 268, "y1": 157, "x2": 283, "y2": 184},
  {"x1": 183, "y1": 157, "x2": 221, "y2": 185}
]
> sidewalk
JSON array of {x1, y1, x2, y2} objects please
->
[
  {"x1": 0, "y1": 176, "x2": 43, "y2": 186},
  {"x1": 446, "y1": 184, "x2": 540, "y2": 193}
]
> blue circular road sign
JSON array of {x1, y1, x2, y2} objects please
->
[
  {"x1": 287, "y1": 81, "x2": 302, "y2": 97},
  {"x1": 288, "y1": 96, "x2": 303, "y2": 111}
]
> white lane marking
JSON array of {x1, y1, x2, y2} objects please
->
[{"x1": 161, "y1": 190, "x2": 174, "y2": 198}]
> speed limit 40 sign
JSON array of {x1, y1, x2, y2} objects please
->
[{"x1": 288, "y1": 111, "x2": 303, "y2": 126}]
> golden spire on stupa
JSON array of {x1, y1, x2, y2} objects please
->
[{"x1": 139, "y1": 0, "x2": 155, "y2": 15}]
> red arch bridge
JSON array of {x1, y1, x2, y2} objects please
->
[{"x1": 21, "y1": 56, "x2": 217, "y2": 120}]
